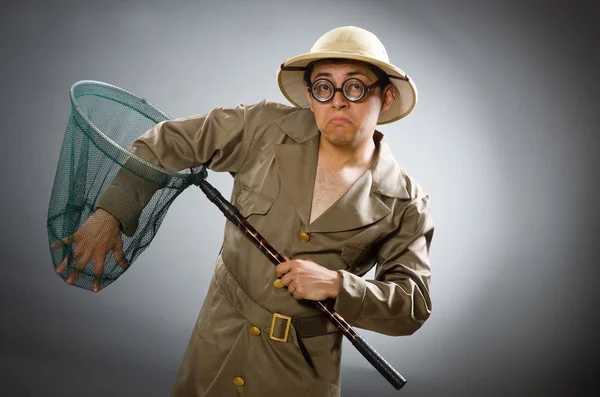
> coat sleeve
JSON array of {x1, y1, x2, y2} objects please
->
[
  {"x1": 332, "y1": 194, "x2": 434, "y2": 336},
  {"x1": 95, "y1": 100, "x2": 270, "y2": 237}
]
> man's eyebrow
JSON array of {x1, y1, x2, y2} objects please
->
[
  {"x1": 347, "y1": 71, "x2": 370, "y2": 78},
  {"x1": 313, "y1": 70, "x2": 370, "y2": 78}
]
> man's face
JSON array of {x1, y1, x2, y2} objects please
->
[{"x1": 306, "y1": 60, "x2": 393, "y2": 149}]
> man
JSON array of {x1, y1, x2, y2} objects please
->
[{"x1": 53, "y1": 26, "x2": 434, "y2": 396}]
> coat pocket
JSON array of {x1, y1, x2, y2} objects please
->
[
  {"x1": 340, "y1": 243, "x2": 375, "y2": 273},
  {"x1": 236, "y1": 185, "x2": 274, "y2": 218}
]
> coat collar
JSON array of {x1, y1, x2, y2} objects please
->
[{"x1": 273, "y1": 109, "x2": 410, "y2": 233}]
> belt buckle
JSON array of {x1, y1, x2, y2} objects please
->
[{"x1": 269, "y1": 313, "x2": 292, "y2": 342}]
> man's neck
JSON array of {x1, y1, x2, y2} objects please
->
[{"x1": 318, "y1": 134, "x2": 377, "y2": 171}]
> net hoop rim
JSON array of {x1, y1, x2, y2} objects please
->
[{"x1": 69, "y1": 80, "x2": 196, "y2": 180}]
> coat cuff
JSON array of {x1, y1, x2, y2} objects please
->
[
  {"x1": 95, "y1": 168, "x2": 160, "y2": 237},
  {"x1": 333, "y1": 270, "x2": 367, "y2": 325}
]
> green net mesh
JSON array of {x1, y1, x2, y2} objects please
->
[{"x1": 47, "y1": 80, "x2": 206, "y2": 292}]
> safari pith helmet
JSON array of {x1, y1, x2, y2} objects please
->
[{"x1": 277, "y1": 26, "x2": 417, "y2": 124}]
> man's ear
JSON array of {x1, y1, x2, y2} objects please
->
[
  {"x1": 306, "y1": 88, "x2": 314, "y2": 112},
  {"x1": 381, "y1": 85, "x2": 397, "y2": 112}
]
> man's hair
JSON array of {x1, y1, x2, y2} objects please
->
[{"x1": 303, "y1": 59, "x2": 392, "y2": 90}]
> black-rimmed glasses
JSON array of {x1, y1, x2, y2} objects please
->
[{"x1": 309, "y1": 78, "x2": 383, "y2": 103}]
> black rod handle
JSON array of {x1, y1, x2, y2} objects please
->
[{"x1": 351, "y1": 334, "x2": 407, "y2": 390}]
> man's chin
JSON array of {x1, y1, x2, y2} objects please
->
[
  {"x1": 324, "y1": 124, "x2": 354, "y2": 136},
  {"x1": 321, "y1": 131, "x2": 358, "y2": 148}
]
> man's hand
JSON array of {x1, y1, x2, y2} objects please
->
[
  {"x1": 50, "y1": 208, "x2": 127, "y2": 292},
  {"x1": 275, "y1": 256, "x2": 341, "y2": 301}
]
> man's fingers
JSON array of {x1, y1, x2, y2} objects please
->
[
  {"x1": 55, "y1": 257, "x2": 68, "y2": 275},
  {"x1": 113, "y1": 244, "x2": 128, "y2": 269},
  {"x1": 50, "y1": 235, "x2": 74, "y2": 249},
  {"x1": 92, "y1": 278, "x2": 102, "y2": 293},
  {"x1": 56, "y1": 245, "x2": 81, "y2": 277},
  {"x1": 91, "y1": 255, "x2": 105, "y2": 293},
  {"x1": 119, "y1": 258, "x2": 128, "y2": 269},
  {"x1": 65, "y1": 269, "x2": 80, "y2": 285},
  {"x1": 91, "y1": 255, "x2": 105, "y2": 277},
  {"x1": 292, "y1": 286, "x2": 304, "y2": 300},
  {"x1": 65, "y1": 253, "x2": 88, "y2": 285},
  {"x1": 280, "y1": 271, "x2": 294, "y2": 286},
  {"x1": 287, "y1": 279, "x2": 297, "y2": 294},
  {"x1": 275, "y1": 260, "x2": 293, "y2": 278}
]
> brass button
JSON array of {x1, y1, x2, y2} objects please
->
[
  {"x1": 298, "y1": 232, "x2": 310, "y2": 242},
  {"x1": 233, "y1": 377, "x2": 245, "y2": 387},
  {"x1": 273, "y1": 279, "x2": 284, "y2": 289},
  {"x1": 250, "y1": 326, "x2": 261, "y2": 336}
]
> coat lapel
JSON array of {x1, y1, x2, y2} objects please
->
[
  {"x1": 306, "y1": 168, "x2": 390, "y2": 232},
  {"x1": 273, "y1": 109, "x2": 320, "y2": 226},
  {"x1": 369, "y1": 131, "x2": 412, "y2": 200},
  {"x1": 273, "y1": 110, "x2": 411, "y2": 232},
  {"x1": 273, "y1": 138, "x2": 319, "y2": 226}
]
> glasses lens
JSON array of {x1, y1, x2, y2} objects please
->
[
  {"x1": 343, "y1": 79, "x2": 365, "y2": 101},
  {"x1": 311, "y1": 80, "x2": 334, "y2": 101}
]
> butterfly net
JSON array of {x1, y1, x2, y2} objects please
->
[{"x1": 47, "y1": 80, "x2": 206, "y2": 292}]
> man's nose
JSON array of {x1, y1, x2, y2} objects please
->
[{"x1": 331, "y1": 89, "x2": 349, "y2": 108}]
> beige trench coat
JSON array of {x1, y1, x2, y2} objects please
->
[{"x1": 96, "y1": 100, "x2": 434, "y2": 397}]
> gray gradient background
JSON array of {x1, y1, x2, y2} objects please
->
[{"x1": 1, "y1": 0, "x2": 598, "y2": 396}]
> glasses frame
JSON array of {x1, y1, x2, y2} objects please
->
[{"x1": 308, "y1": 78, "x2": 383, "y2": 103}]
